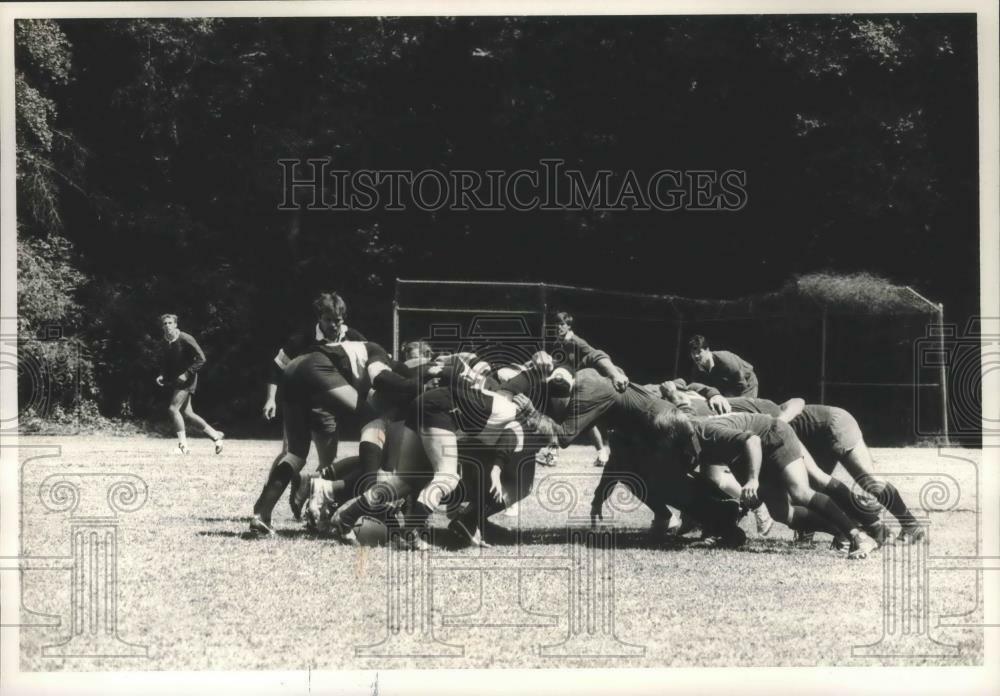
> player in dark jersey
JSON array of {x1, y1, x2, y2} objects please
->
[
  {"x1": 688, "y1": 335, "x2": 759, "y2": 398},
  {"x1": 550, "y1": 311, "x2": 627, "y2": 466},
  {"x1": 659, "y1": 385, "x2": 896, "y2": 545},
  {"x1": 155, "y1": 314, "x2": 224, "y2": 455},
  {"x1": 677, "y1": 390, "x2": 920, "y2": 543},
  {"x1": 686, "y1": 412, "x2": 879, "y2": 559},
  {"x1": 511, "y1": 365, "x2": 744, "y2": 543}
]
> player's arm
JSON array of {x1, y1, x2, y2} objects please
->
[
  {"x1": 570, "y1": 335, "x2": 629, "y2": 392},
  {"x1": 714, "y1": 351, "x2": 754, "y2": 395},
  {"x1": 177, "y1": 334, "x2": 206, "y2": 384},
  {"x1": 740, "y1": 435, "x2": 763, "y2": 508},
  {"x1": 264, "y1": 332, "x2": 305, "y2": 419},
  {"x1": 777, "y1": 398, "x2": 805, "y2": 423}
]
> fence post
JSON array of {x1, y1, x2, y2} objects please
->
[
  {"x1": 673, "y1": 319, "x2": 683, "y2": 380},
  {"x1": 938, "y1": 304, "x2": 949, "y2": 445},
  {"x1": 392, "y1": 280, "x2": 400, "y2": 358},
  {"x1": 540, "y1": 283, "x2": 548, "y2": 352},
  {"x1": 819, "y1": 310, "x2": 828, "y2": 405}
]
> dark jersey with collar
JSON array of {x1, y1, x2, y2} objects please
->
[
  {"x1": 160, "y1": 331, "x2": 206, "y2": 389},
  {"x1": 550, "y1": 369, "x2": 679, "y2": 448},
  {"x1": 691, "y1": 350, "x2": 758, "y2": 397}
]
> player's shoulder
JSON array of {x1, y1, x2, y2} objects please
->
[{"x1": 345, "y1": 327, "x2": 366, "y2": 341}]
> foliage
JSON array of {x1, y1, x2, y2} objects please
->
[{"x1": 13, "y1": 16, "x2": 978, "y2": 435}]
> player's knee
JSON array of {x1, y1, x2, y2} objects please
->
[
  {"x1": 360, "y1": 418, "x2": 387, "y2": 447},
  {"x1": 786, "y1": 484, "x2": 813, "y2": 506}
]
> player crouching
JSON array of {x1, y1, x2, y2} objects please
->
[{"x1": 681, "y1": 411, "x2": 880, "y2": 559}]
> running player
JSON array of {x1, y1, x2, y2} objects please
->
[{"x1": 155, "y1": 314, "x2": 224, "y2": 455}]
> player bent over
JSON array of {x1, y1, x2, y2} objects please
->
[
  {"x1": 687, "y1": 412, "x2": 879, "y2": 559},
  {"x1": 155, "y1": 314, "x2": 223, "y2": 455},
  {"x1": 690, "y1": 393, "x2": 923, "y2": 546},
  {"x1": 330, "y1": 365, "x2": 537, "y2": 549}
]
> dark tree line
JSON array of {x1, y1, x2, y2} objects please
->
[{"x1": 15, "y1": 15, "x2": 979, "y2": 435}]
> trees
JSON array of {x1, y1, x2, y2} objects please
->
[{"x1": 14, "y1": 16, "x2": 978, "y2": 434}]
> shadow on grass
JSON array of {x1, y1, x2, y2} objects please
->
[{"x1": 196, "y1": 516, "x2": 254, "y2": 523}]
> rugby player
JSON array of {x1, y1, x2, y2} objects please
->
[
  {"x1": 687, "y1": 335, "x2": 759, "y2": 399},
  {"x1": 551, "y1": 310, "x2": 626, "y2": 466},
  {"x1": 682, "y1": 411, "x2": 879, "y2": 559},
  {"x1": 510, "y1": 365, "x2": 745, "y2": 543},
  {"x1": 720, "y1": 396, "x2": 922, "y2": 545},
  {"x1": 330, "y1": 359, "x2": 540, "y2": 548},
  {"x1": 155, "y1": 314, "x2": 224, "y2": 455},
  {"x1": 260, "y1": 292, "x2": 365, "y2": 520}
]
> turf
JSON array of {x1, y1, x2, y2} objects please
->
[{"x1": 16, "y1": 436, "x2": 984, "y2": 670}]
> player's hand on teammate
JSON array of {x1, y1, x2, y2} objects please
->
[
  {"x1": 612, "y1": 370, "x2": 629, "y2": 392},
  {"x1": 155, "y1": 375, "x2": 165, "y2": 387},
  {"x1": 262, "y1": 397, "x2": 277, "y2": 420},
  {"x1": 709, "y1": 394, "x2": 732, "y2": 414},
  {"x1": 741, "y1": 479, "x2": 760, "y2": 508},
  {"x1": 529, "y1": 350, "x2": 554, "y2": 376},
  {"x1": 489, "y1": 468, "x2": 504, "y2": 504}
]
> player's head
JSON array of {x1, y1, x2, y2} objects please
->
[
  {"x1": 553, "y1": 311, "x2": 573, "y2": 338},
  {"x1": 650, "y1": 408, "x2": 697, "y2": 464},
  {"x1": 402, "y1": 340, "x2": 433, "y2": 361},
  {"x1": 159, "y1": 314, "x2": 178, "y2": 338},
  {"x1": 313, "y1": 292, "x2": 348, "y2": 339},
  {"x1": 687, "y1": 335, "x2": 712, "y2": 370}
]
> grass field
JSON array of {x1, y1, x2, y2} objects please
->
[{"x1": 15, "y1": 436, "x2": 984, "y2": 670}]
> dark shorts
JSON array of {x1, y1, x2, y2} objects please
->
[
  {"x1": 404, "y1": 388, "x2": 459, "y2": 433},
  {"x1": 284, "y1": 352, "x2": 351, "y2": 397},
  {"x1": 168, "y1": 373, "x2": 198, "y2": 396},
  {"x1": 282, "y1": 352, "x2": 350, "y2": 460},
  {"x1": 760, "y1": 419, "x2": 802, "y2": 475}
]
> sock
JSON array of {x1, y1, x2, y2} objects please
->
[
  {"x1": 359, "y1": 441, "x2": 383, "y2": 475},
  {"x1": 825, "y1": 478, "x2": 881, "y2": 528},
  {"x1": 807, "y1": 491, "x2": 858, "y2": 538},
  {"x1": 253, "y1": 460, "x2": 295, "y2": 522},
  {"x1": 177, "y1": 432, "x2": 187, "y2": 447},
  {"x1": 404, "y1": 501, "x2": 434, "y2": 529},
  {"x1": 787, "y1": 505, "x2": 838, "y2": 534},
  {"x1": 869, "y1": 480, "x2": 918, "y2": 528}
]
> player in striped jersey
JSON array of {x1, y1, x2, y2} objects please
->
[
  {"x1": 258, "y1": 292, "x2": 365, "y2": 522},
  {"x1": 330, "y1": 358, "x2": 540, "y2": 548}
]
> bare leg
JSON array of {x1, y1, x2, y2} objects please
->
[
  {"x1": 182, "y1": 397, "x2": 221, "y2": 441},
  {"x1": 168, "y1": 390, "x2": 188, "y2": 446},
  {"x1": 781, "y1": 458, "x2": 858, "y2": 538}
]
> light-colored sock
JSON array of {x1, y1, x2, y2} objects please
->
[{"x1": 177, "y1": 432, "x2": 188, "y2": 448}]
